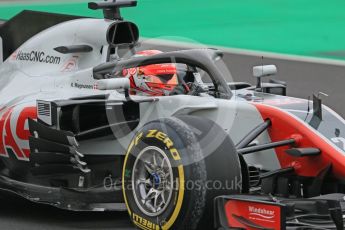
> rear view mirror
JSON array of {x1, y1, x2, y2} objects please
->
[
  {"x1": 253, "y1": 65, "x2": 279, "y2": 91},
  {"x1": 97, "y1": 78, "x2": 130, "y2": 90},
  {"x1": 253, "y1": 65, "x2": 277, "y2": 78}
]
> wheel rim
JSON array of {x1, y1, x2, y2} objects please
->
[{"x1": 132, "y1": 146, "x2": 174, "y2": 217}]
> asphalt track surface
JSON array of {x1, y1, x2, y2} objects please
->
[
  {"x1": 225, "y1": 52, "x2": 345, "y2": 116},
  {"x1": 0, "y1": 44, "x2": 343, "y2": 229}
]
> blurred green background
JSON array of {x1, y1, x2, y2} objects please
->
[{"x1": 1, "y1": 0, "x2": 345, "y2": 60}]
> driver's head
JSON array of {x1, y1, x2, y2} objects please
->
[{"x1": 122, "y1": 50, "x2": 180, "y2": 96}]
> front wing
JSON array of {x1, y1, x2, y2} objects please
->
[{"x1": 215, "y1": 194, "x2": 344, "y2": 230}]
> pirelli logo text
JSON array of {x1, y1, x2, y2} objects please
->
[
  {"x1": 15, "y1": 50, "x2": 61, "y2": 65},
  {"x1": 132, "y1": 213, "x2": 160, "y2": 230}
]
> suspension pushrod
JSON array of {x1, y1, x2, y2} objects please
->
[
  {"x1": 236, "y1": 119, "x2": 271, "y2": 149},
  {"x1": 237, "y1": 138, "x2": 295, "y2": 155}
]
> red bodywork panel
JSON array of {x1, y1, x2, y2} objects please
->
[
  {"x1": 253, "y1": 103, "x2": 345, "y2": 178},
  {"x1": 225, "y1": 198, "x2": 284, "y2": 229},
  {"x1": 0, "y1": 106, "x2": 37, "y2": 160}
]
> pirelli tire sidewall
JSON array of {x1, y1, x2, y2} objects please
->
[{"x1": 122, "y1": 117, "x2": 207, "y2": 230}]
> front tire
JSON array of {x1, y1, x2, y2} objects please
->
[{"x1": 122, "y1": 116, "x2": 242, "y2": 230}]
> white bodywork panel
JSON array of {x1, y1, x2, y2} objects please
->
[{"x1": 0, "y1": 17, "x2": 281, "y2": 171}]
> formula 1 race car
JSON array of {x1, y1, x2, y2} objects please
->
[{"x1": 1, "y1": 1, "x2": 345, "y2": 230}]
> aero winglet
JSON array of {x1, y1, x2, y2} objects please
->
[
  {"x1": 88, "y1": 0, "x2": 137, "y2": 20},
  {"x1": 285, "y1": 147, "x2": 321, "y2": 157}
]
